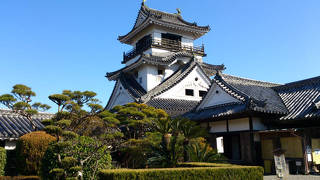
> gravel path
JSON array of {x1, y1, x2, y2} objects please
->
[{"x1": 264, "y1": 175, "x2": 320, "y2": 180}]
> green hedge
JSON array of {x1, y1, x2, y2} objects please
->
[
  {"x1": 177, "y1": 162, "x2": 234, "y2": 168},
  {"x1": 0, "y1": 148, "x2": 6, "y2": 176},
  {"x1": 0, "y1": 176, "x2": 40, "y2": 180},
  {"x1": 98, "y1": 166, "x2": 264, "y2": 180}
]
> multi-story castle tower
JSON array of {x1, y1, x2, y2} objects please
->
[{"x1": 106, "y1": 2, "x2": 225, "y2": 116}]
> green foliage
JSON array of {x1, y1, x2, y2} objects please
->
[
  {"x1": 56, "y1": 119, "x2": 72, "y2": 127},
  {"x1": 48, "y1": 94, "x2": 71, "y2": 112},
  {"x1": 41, "y1": 136, "x2": 112, "y2": 180},
  {"x1": 13, "y1": 102, "x2": 30, "y2": 110},
  {"x1": 31, "y1": 102, "x2": 51, "y2": 111},
  {"x1": 0, "y1": 84, "x2": 50, "y2": 130},
  {"x1": 16, "y1": 131, "x2": 56, "y2": 176},
  {"x1": 0, "y1": 147, "x2": 6, "y2": 176},
  {"x1": 11, "y1": 84, "x2": 36, "y2": 98},
  {"x1": 0, "y1": 94, "x2": 16, "y2": 107},
  {"x1": 44, "y1": 125, "x2": 63, "y2": 137},
  {"x1": 41, "y1": 119, "x2": 53, "y2": 126},
  {"x1": 186, "y1": 138, "x2": 227, "y2": 163},
  {"x1": 98, "y1": 166, "x2": 264, "y2": 180},
  {"x1": 0, "y1": 176, "x2": 40, "y2": 180},
  {"x1": 177, "y1": 162, "x2": 233, "y2": 167}
]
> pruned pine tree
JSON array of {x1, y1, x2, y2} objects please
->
[
  {"x1": 44, "y1": 90, "x2": 121, "y2": 180},
  {"x1": 0, "y1": 84, "x2": 51, "y2": 130}
]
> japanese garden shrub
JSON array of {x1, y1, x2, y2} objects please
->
[
  {"x1": 98, "y1": 166, "x2": 264, "y2": 180},
  {"x1": 0, "y1": 176, "x2": 40, "y2": 180},
  {"x1": 0, "y1": 147, "x2": 6, "y2": 176},
  {"x1": 16, "y1": 131, "x2": 56, "y2": 176},
  {"x1": 177, "y1": 162, "x2": 235, "y2": 168}
]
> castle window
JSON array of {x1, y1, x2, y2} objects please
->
[
  {"x1": 139, "y1": 77, "x2": 142, "y2": 84},
  {"x1": 158, "y1": 69, "x2": 164, "y2": 75},
  {"x1": 199, "y1": 90, "x2": 207, "y2": 97},
  {"x1": 161, "y1": 33, "x2": 181, "y2": 42},
  {"x1": 185, "y1": 89, "x2": 194, "y2": 96},
  {"x1": 136, "y1": 34, "x2": 151, "y2": 53}
]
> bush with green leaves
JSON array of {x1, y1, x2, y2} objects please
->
[
  {"x1": 0, "y1": 147, "x2": 6, "y2": 176},
  {"x1": 98, "y1": 166, "x2": 264, "y2": 180},
  {"x1": 16, "y1": 131, "x2": 56, "y2": 176},
  {"x1": 41, "y1": 136, "x2": 112, "y2": 180}
]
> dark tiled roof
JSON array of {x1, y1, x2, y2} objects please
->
[
  {"x1": 186, "y1": 103, "x2": 246, "y2": 120},
  {"x1": 146, "y1": 98, "x2": 199, "y2": 117},
  {"x1": 214, "y1": 73, "x2": 288, "y2": 114},
  {"x1": 119, "y1": 3, "x2": 210, "y2": 44},
  {"x1": 273, "y1": 76, "x2": 320, "y2": 120},
  {"x1": 0, "y1": 109, "x2": 53, "y2": 139},
  {"x1": 119, "y1": 73, "x2": 147, "y2": 99},
  {"x1": 188, "y1": 73, "x2": 288, "y2": 121},
  {"x1": 106, "y1": 52, "x2": 225, "y2": 80}
]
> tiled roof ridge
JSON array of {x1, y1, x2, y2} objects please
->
[
  {"x1": 213, "y1": 74, "x2": 247, "y2": 102},
  {"x1": 119, "y1": 3, "x2": 210, "y2": 43},
  {"x1": 213, "y1": 73, "x2": 273, "y2": 109},
  {"x1": 199, "y1": 102, "x2": 243, "y2": 112},
  {"x1": 119, "y1": 73, "x2": 147, "y2": 99},
  {"x1": 106, "y1": 52, "x2": 224, "y2": 80},
  {"x1": 140, "y1": 3, "x2": 210, "y2": 29},
  {"x1": 273, "y1": 76, "x2": 320, "y2": 91},
  {"x1": 221, "y1": 73, "x2": 281, "y2": 87},
  {"x1": 150, "y1": 98, "x2": 199, "y2": 111}
]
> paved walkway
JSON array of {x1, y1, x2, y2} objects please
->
[{"x1": 264, "y1": 175, "x2": 320, "y2": 180}]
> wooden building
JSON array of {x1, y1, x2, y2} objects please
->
[
  {"x1": 105, "y1": 2, "x2": 320, "y2": 175},
  {"x1": 187, "y1": 73, "x2": 320, "y2": 174},
  {"x1": 0, "y1": 109, "x2": 53, "y2": 150},
  {"x1": 105, "y1": 2, "x2": 225, "y2": 115}
]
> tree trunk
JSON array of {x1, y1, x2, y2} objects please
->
[{"x1": 163, "y1": 133, "x2": 172, "y2": 150}]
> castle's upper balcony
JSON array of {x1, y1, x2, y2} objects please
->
[{"x1": 122, "y1": 37, "x2": 205, "y2": 64}]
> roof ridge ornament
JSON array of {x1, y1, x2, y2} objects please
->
[{"x1": 176, "y1": 8, "x2": 181, "y2": 15}]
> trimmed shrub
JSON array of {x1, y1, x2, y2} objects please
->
[
  {"x1": 177, "y1": 162, "x2": 234, "y2": 168},
  {"x1": 0, "y1": 147, "x2": 6, "y2": 176},
  {"x1": 0, "y1": 176, "x2": 40, "y2": 180},
  {"x1": 16, "y1": 131, "x2": 56, "y2": 175},
  {"x1": 98, "y1": 166, "x2": 264, "y2": 180}
]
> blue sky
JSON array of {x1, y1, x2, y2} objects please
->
[{"x1": 0, "y1": 0, "x2": 319, "y2": 112}]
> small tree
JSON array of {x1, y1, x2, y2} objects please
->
[
  {"x1": 16, "y1": 131, "x2": 56, "y2": 175},
  {"x1": 43, "y1": 90, "x2": 120, "y2": 180},
  {"x1": 0, "y1": 84, "x2": 50, "y2": 130}
]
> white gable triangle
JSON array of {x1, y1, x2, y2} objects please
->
[
  {"x1": 197, "y1": 83, "x2": 241, "y2": 110},
  {"x1": 106, "y1": 81, "x2": 135, "y2": 109},
  {"x1": 156, "y1": 66, "x2": 211, "y2": 101}
]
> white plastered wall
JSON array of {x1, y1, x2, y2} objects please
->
[
  {"x1": 209, "y1": 121, "x2": 227, "y2": 133},
  {"x1": 107, "y1": 81, "x2": 135, "y2": 109},
  {"x1": 228, "y1": 118, "x2": 250, "y2": 132},
  {"x1": 156, "y1": 66, "x2": 210, "y2": 101},
  {"x1": 5, "y1": 140, "x2": 16, "y2": 150},
  {"x1": 197, "y1": 84, "x2": 241, "y2": 110}
]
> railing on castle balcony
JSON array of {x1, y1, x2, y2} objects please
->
[{"x1": 122, "y1": 38, "x2": 205, "y2": 63}]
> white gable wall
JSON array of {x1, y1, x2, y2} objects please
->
[
  {"x1": 106, "y1": 81, "x2": 135, "y2": 109},
  {"x1": 197, "y1": 83, "x2": 241, "y2": 110},
  {"x1": 156, "y1": 66, "x2": 210, "y2": 101}
]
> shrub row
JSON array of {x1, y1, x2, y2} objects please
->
[
  {"x1": 98, "y1": 166, "x2": 264, "y2": 180},
  {"x1": 177, "y1": 162, "x2": 235, "y2": 168},
  {"x1": 0, "y1": 148, "x2": 6, "y2": 176},
  {"x1": 0, "y1": 176, "x2": 40, "y2": 180}
]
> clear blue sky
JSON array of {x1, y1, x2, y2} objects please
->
[{"x1": 1, "y1": 0, "x2": 319, "y2": 112}]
